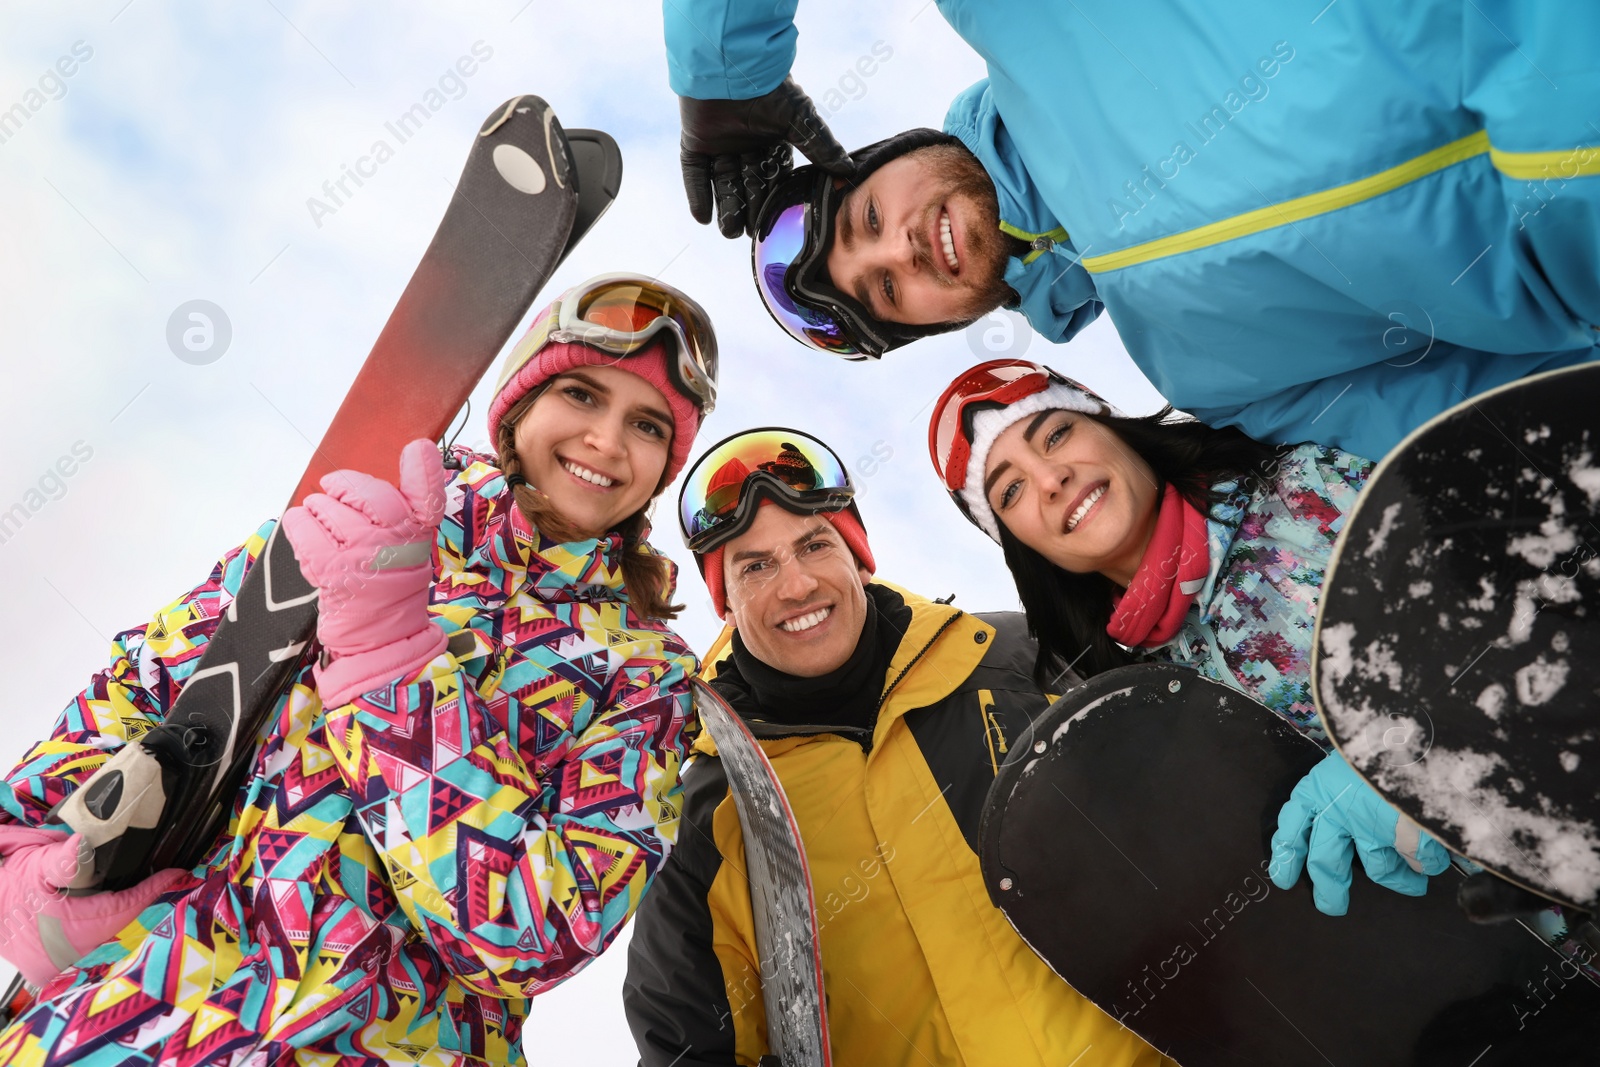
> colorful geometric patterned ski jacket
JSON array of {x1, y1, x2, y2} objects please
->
[
  {"x1": 0, "y1": 451, "x2": 696, "y2": 1067},
  {"x1": 1150, "y1": 443, "x2": 1370, "y2": 744}
]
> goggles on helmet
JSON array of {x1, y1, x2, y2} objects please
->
[
  {"x1": 752, "y1": 169, "x2": 900, "y2": 361},
  {"x1": 928, "y1": 359, "x2": 1111, "y2": 493},
  {"x1": 502, "y1": 272, "x2": 719, "y2": 413},
  {"x1": 679, "y1": 427, "x2": 856, "y2": 553}
]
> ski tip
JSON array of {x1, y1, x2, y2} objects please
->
[
  {"x1": 479, "y1": 94, "x2": 552, "y2": 138},
  {"x1": 477, "y1": 95, "x2": 574, "y2": 198}
]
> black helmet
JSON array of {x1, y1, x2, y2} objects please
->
[{"x1": 750, "y1": 128, "x2": 977, "y2": 360}]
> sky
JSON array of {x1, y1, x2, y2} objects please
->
[{"x1": 0, "y1": 0, "x2": 1162, "y2": 1049}]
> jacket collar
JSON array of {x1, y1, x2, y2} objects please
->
[
  {"x1": 695, "y1": 581, "x2": 993, "y2": 755},
  {"x1": 1190, "y1": 481, "x2": 1253, "y2": 624},
  {"x1": 482, "y1": 467, "x2": 631, "y2": 605}
]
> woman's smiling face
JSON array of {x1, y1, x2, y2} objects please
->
[
  {"x1": 512, "y1": 365, "x2": 674, "y2": 538},
  {"x1": 984, "y1": 410, "x2": 1162, "y2": 586}
]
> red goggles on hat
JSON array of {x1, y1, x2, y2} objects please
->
[{"x1": 927, "y1": 359, "x2": 1088, "y2": 492}]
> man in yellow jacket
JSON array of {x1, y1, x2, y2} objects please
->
[{"x1": 623, "y1": 429, "x2": 1170, "y2": 1066}]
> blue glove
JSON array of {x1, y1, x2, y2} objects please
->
[{"x1": 1268, "y1": 751, "x2": 1451, "y2": 916}]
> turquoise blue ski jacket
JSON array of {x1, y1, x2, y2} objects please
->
[{"x1": 664, "y1": 1, "x2": 1600, "y2": 459}]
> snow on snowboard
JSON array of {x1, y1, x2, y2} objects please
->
[
  {"x1": 982, "y1": 663, "x2": 1600, "y2": 1067},
  {"x1": 1315, "y1": 362, "x2": 1600, "y2": 914}
]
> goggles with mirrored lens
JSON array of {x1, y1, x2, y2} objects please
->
[
  {"x1": 679, "y1": 427, "x2": 855, "y2": 552},
  {"x1": 752, "y1": 171, "x2": 898, "y2": 361},
  {"x1": 508, "y1": 272, "x2": 719, "y2": 413}
]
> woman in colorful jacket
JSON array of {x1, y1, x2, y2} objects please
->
[
  {"x1": 925, "y1": 358, "x2": 1596, "y2": 971},
  {"x1": 925, "y1": 359, "x2": 1444, "y2": 907},
  {"x1": 0, "y1": 275, "x2": 716, "y2": 1066}
]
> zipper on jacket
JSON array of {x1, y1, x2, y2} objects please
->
[
  {"x1": 1082, "y1": 129, "x2": 1490, "y2": 274},
  {"x1": 874, "y1": 612, "x2": 966, "y2": 719},
  {"x1": 999, "y1": 221, "x2": 1070, "y2": 266}
]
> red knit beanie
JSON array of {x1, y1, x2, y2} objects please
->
[
  {"x1": 487, "y1": 321, "x2": 702, "y2": 484},
  {"x1": 697, "y1": 502, "x2": 876, "y2": 618}
]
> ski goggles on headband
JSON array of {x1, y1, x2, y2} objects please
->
[
  {"x1": 753, "y1": 169, "x2": 897, "y2": 361},
  {"x1": 679, "y1": 427, "x2": 855, "y2": 552},
  {"x1": 928, "y1": 359, "x2": 1112, "y2": 492},
  {"x1": 513, "y1": 272, "x2": 719, "y2": 412}
]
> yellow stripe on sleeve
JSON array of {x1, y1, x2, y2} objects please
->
[{"x1": 1489, "y1": 143, "x2": 1600, "y2": 181}]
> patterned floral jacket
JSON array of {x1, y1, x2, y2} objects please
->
[
  {"x1": 1151, "y1": 443, "x2": 1371, "y2": 745},
  {"x1": 0, "y1": 451, "x2": 696, "y2": 1067}
]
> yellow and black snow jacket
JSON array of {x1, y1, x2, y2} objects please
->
[{"x1": 623, "y1": 583, "x2": 1172, "y2": 1067}]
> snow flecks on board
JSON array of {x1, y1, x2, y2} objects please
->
[
  {"x1": 1318, "y1": 622, "x2": 1430, "y2": 765},
  {"x1": 1318, "y1": 366, "x2": 1600, "y2": 910},
  {"x1": 1049, "y1": 687, "x2": 1135, "y2": 747},
  {"x1": 1513, "y1": 655, "x2": 1570, "y2": 706},
  {"x1": 1363, "y1": 746, "x2": 1600, "y2": 906},
  {"x1": 1475, "y1": 683, "x2": 1506, "y2": 721},
  {"x1": 1569, "y1": 449, "x2": 1600, "y2": 506},
  {"x1": 1506, "y1": 574, "x2": 1580, "y2": 646},
  {"x1": 1465, "y1": 577, "x2": 1497, "y2": 613},
  {"x1": 1505, "y1": 491, "x2": 1576, "y2": 569},
  {"x1": 1317, "y1": 621, "x2": 1403, "y2": 699},
  {"x1": 1362, "y1": 502, "x2": 1404, "y2": 560}
]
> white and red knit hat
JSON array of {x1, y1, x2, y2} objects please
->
[{"x1": 927, "y1": 359, "x2": 1121, "y2": 543}]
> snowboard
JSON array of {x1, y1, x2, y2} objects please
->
[
  {"x1": 982, "y1": 662, "x2": 1600, "y2": 1067},
  {"x1": 54, "y1": 95, "x2": 610, "y2": 893},
  {"x1": 1314, "y1": 361, "x2": 1600, "y2": 913},
  {"x1": 691, "y1": 679, "x2": 832, "y2": 1067}
]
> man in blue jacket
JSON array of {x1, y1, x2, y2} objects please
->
[{"x1": 669, "y1": 1, "x2": 1600, "y2": 460}]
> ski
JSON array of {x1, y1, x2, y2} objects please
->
[
  {"x1": 55, "y1": 95, "x2": 609, "y2": 891},
  {"x1": 691, "y1": 679, "x2": 833, "y2": 1067}
]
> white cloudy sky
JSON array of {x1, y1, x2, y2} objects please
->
[{"x1": 0, "y1": 0, "x2": 1162, "y2": 1048}]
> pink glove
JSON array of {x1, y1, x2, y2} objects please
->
[
  {"x1": 0, "y1": 824, "x2": 185, "y2": 988},
  {"x1": 281, "y1": 438, "x2": 450, "y2": 708}
]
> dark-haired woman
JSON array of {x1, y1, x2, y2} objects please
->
[
  {"x1": 0, "y1": 276, "x2": 715, "y2": 1065},
  {"x1": 925, "y1": 360, "x2": 1591, "y2": 969}
]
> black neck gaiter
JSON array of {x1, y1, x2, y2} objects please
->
[{"x1": 728, "y1": 587, "x2": 905, "y2": 734}]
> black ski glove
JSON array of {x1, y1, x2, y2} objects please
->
[{"x1": 679, "y1": 76, "x2": 854, "y2": 239}]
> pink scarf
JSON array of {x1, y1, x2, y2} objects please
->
[{"x1": 1106, "y1": 483, "x2": 1210, "y2": 649}]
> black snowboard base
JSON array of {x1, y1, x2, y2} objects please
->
[
  {"x1": 982, "y1": 663, "x2": 1600, "y2": 1067},
  {"x1": 1315, "y1": 361, "x2": 1600, "y2": 912}
]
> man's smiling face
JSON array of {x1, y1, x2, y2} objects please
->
[
  {"x1": 721, "y1": 505, "x2": 872, "y2": 678},
  {"x1": 824, "y1": 143, "x2": 1014, "y2": 327}
]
